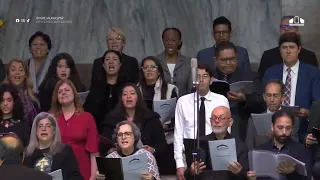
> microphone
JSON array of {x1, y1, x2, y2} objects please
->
[{"x1": 191, "y1": 58, "x2": 198, "y2": 87}]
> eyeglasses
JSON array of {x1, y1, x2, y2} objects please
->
[
  {"x1": 218, "y1": 57, "x2": 237, "y2": 64},
  {"x1": 210, "y1": 116, "x2": 231, "y2": 122},
  {"x1": 107, "y1": 36, "x2": 122, "y2": 42},
  {"x1": 117, "y1": 131, "x2": 133, "y2": 139},
  {"x1": 141, "y1": 65, "x2": 158, "y2": 72},
  {"x1": 264, "y1": 93, "x2": 282, "y2": 99},
  {"x1": 37, "y1": 124, "x2": 53, "y2": 129},
  {"x1": 280, "y1": 25, "x2": 297, "y2": 30},
  {"x1": 214, "y1": 30, "x2": 230, "y2": 36}
]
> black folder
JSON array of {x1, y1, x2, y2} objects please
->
[
  {"x1": 210, "y1": 81, "x2": 230, "y2": 97},
  {"x1": 96, "y1": 157, "x2": 124, "y2": 180},
  {"x1": 183, "y1": 139, "x2": 212, "y2": 170},
  {"x1": 312, "y1": 127, "x2": 320, "y2": 142}
]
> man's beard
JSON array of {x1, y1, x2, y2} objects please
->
[
  {"x1": 213, "y1": 126, "x2": 228, "y2": 134},
  {"x1": 274, "y1": 134, "x2": 291, "y2": 144}
]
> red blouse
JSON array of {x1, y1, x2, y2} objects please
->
[{"x1": 58, "y1": 111, "x2": 99, "y2": 180}]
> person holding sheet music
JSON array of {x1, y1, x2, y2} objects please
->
[
  {"x1": 0, "y1": 84, "x2": 30, "y2": 146},
  {"x1": 263, "y1": 32, "x2": 320, "y2": 142},
  {"x1": 38, "y1": 53, "x2": 86, "y2": 112},
  {"x1": 246, "y1": 80, "x2": 299, "y2": 150},
  {"x1": 184, "y1": 106, "x2": 249, "y2": 180},
  {"x1": 305, "y1": 100, "x2": 320, "y2": 179},
  {"x1": 174, "y1": 64, "x2": 229, "y2": 180},
  {"x1": 101, "y1": 83, "x2": 167, "y2": 164},
  {"x1": 96, "y1": 121, "x2": 160, "y2": 180},
  {"x1": 23, "y1": 112, "x2": 83, "y2": 180},
  {"x1": 247, "y1": 110, "x2": 312, "y2": 180},
  {"x1": 50, "y1": 79, "x2": 99, "y2": 180},
  {"x1": 212, "y1": 41, "x2": 257, "y2": 141},
  {"x1": 139, "y1": 56, "x2": 178, "y2": 175},
  {"x1": 84, "y1": 50, "x2": 124, "y2": 133}
]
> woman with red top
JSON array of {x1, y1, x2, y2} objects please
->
[{"x1": 50, "y1": 79, "x2": 99, "y2": 180}]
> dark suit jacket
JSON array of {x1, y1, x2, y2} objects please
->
[
  {"x1": 23, "y1": 145, "x2": 83, "y2": 180},
  {"x1": 0, "y1": 58, "x2": 5, "y2": 82},
  {"x1": 306, "y1": 100, "x2": 320, "y2": 160},
  {"x1": 156, "y1": 51, "x2": 192, "y2": 96},
  {"x1": 258, "y1": 47, "x2": 318, "y2": 79},
  {"x1": 0, "y1": 164, "x2": 52, "y2": 180},
  {"x1": 257, "y1": 139, "x2": 313, "y2": 180},
  {"x1": 212, "y1": 68, "x2": 260, "y2": 141},
  {"x1": 263, "y1": 62, "x2": 320, "y2": 133},
  {"x1": 197, "y1": 45, "x2": 251, "y2": 73},
  {"x1": 90, "y1": 53, "x2": 139, "y2": 88},
  {"x1": 185, "y1": 133, "x2": 249, "y2": 180}
]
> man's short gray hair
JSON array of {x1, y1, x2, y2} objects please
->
[{"x1": 112, "y1": 121, "x2": 141, "y2": 148}]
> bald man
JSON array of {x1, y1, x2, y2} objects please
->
[
  {"x1": 0, "y1": 135, "x2": 52, "y2": 180},
  {"x1": 184, "y1": 106, "x2": 249, "y2": 180}
]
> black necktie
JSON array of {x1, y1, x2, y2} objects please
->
[{"x1": 199, "y1": 97, "x2": 206, "y2": 136}]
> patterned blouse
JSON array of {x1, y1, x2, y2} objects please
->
[{"x1": 107, "y1": 148, "x2": 160, "y2": 180}]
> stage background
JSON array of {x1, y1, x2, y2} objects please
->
[{"x1": 0, "y1": 0, "x2": 319, "y2": 86}]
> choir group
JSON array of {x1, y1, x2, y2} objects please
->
[{"x1": 0, "y1": 15, "x2": 320, "y2": 180}]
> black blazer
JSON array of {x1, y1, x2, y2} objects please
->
[
  {"x1": 0, "y1": 164, "x2": 52, "y2": 180},
  {"x1": 23, "y1": 145, "x2": 83, "y2": 180},
  {"x1": 0, "y1": 58, "x2": 5, "y2": 82},
  {"x1": 101, "y1": 109, "x2": 167, "y2": 156},
  {"x1": 185, "y1": 133, "x2": 249, "y2": 180},
  {"x1": 258, "y1": 47, "x2": 318, "y2": 79},
  {"x1": 90, "y1": 53, "x2": 139, "y2": 88}
]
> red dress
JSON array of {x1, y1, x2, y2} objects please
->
[{"x1": 58, "y1": 111, "x2": 99, "y2": 180}]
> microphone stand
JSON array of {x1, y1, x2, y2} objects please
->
[{"x1": 192, "y1": 84, "x2": 205, "y2": 180}]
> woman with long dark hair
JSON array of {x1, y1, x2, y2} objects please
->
[
  {"x1": 101, "y1": 83, "x2": 166, "y2": 162},
  {"x1": 38, "y1": 52, "x2": 85, "y2": 112},
  {"x1": 84, "y1": 50, "x2": 125, "y2": 132},
  {"x1": 0, "y1": 84, "x2": 30, "y2": 146}
]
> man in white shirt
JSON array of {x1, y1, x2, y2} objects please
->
[{"x1": 174, "y1": 64, "x2": 230, "y2": 180}]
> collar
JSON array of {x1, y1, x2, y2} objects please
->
[
  {"x1": 267, "y1": 138, "x2": 294, "y2": 149},
  {"x1": 196, "y1": 91, "x2": 212, "y2": 101},
  {"x1": 267, "y1": 107, "x2": 281, "y2": 113},
  {"x1": 283, "y1": 60, "x2": 299, "y2": 75},
  {"x1": 210, "y1": 132, "x2": 232, "y2": 140},
  {"x1": 117, "y1": 147, "x2": 138, "y2": 157},
  {"x1": 159, "y1": 51, "x2": 184, "y2": 62}
]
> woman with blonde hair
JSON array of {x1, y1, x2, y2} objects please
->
[
  {"x1": 24, "y1": 112, "x2": 83, "y2": 180},
  {"x1": 50, "y1": 79, "x2": 99, "y2": 180},
  {"x1": 3, "y1": 58, "x2": 40, "y2": 125}
]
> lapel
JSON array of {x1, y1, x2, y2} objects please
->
[
  {"x1": 50, "y1": 150, "x2": 64, "y2": 172},
  {"x1": 228, "y1": 68, "x2": 243, "y2": 83},
  {"x1": 158, "y1": 52, "x2": 170, "y2": 76},
  {"x1": 295, "y1": 63, "x2": 304, "y2": 105}
]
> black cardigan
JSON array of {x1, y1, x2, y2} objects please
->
[{"x1": 23, "y1": 145, "x2": 83, "y2": 180}]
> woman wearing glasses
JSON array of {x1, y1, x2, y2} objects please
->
[
  {"x1": 96, "y1": 121, "x2": 160, "y2": 180},
  {"x1": 0, "y1": 84, "x2": 30, "y2": 146},
  {"x1": 139, "y1": 56, "x2": 178, "y2": 175},
  {"x1": 24, "y1": 112, "x2": 83, "y2": 180},
  {"x1": 101, "y1": 83, "x2": 166, "y2": 162}
]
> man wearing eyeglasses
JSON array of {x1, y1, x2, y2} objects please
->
[
  {"x1": 258, "y1": 15, "x2": 318, "y2": 79},
  {"x1": 197, "y1": 16, "x2": 251, "y2": 74},
  {"x1": 212, "y1": 41, "x2": 258, "y2": 142},
  {"x1": 246, "y1": 80, "x2": 299, "y2": 150},
  {"x1": 184, "y1": 106, "x2": 249, "y2": 180}
]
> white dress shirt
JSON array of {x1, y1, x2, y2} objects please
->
[
  {"x1": 282, "y1": 61, "x2": 299, "y2": 106},
  {"x1": 173, "y1": 91, "x2": 230, "y2": 168}
]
